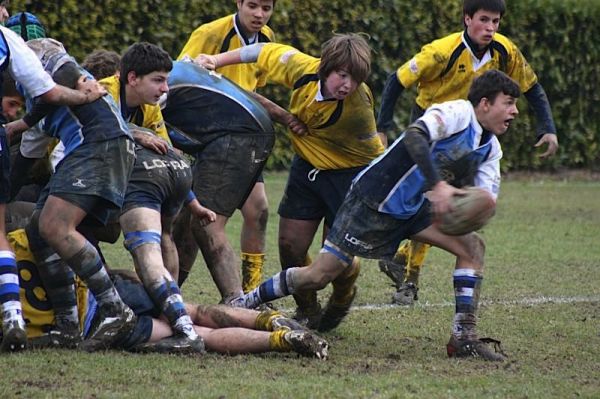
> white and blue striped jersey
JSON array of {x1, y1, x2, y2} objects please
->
[{"x1": 352, "y1": 99, "x2": 502, "y2": 220}]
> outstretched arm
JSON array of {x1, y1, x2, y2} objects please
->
[
  {"x1": 248, "y1": 92, "x2": 308, "y2": 136},
  {"x1": 523, "y1": 82, "x2": 558, "y2": 158},
  {"x1": 194, "y1": 43, "x2": 266, "y2": 70}
]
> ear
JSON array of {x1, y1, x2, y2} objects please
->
[
  {"x1": 126, "y1": 71, "x2": 138, "y2": 86},
  {"x1": 464, "y1": 14, "x2": 472, "y2": 28},
  {"x1": 479, "y1": 97, "x2": 491, "y2": 111}
]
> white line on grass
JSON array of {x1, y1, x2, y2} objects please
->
[{"x1": 350, "y1": 295, "x2": 600, "y2": 312}]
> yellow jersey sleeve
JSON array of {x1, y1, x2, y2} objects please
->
[
  {"x1": 396, "y1": 35, "x2": 455, "y2": 89},
  {"x1": 257, "y1": 43, "x2": 321, "y2": 89},
  {"x1": 496, "y1": 34, "x2": 538, "y2": 92}
]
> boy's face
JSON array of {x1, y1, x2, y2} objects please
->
[
  {"x1": 236, "y1": 0, "x2": 274, "y2": 34},
  {"x1": 478, "y1": 93, "x2": 518, "y2": 136},
  {"x1": 322, "y1": 69, "x2": 358, "y2": 100},
  {"x1": 127, "y1": 71, "x2": 169, "y2": 106},
  {"x1": 464, "y1": 9, "x2": 501, "y2": 48},
  {"x1": 1, "y1": 95, "x2": 24, "y2": 121}
]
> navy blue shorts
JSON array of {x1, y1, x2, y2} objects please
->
[
  {"x1": 326, "y1": 188, "x2": 432, "y2": 260},
  {"x1": 111, "y1": 274, "x2": 160, "y2": 350},
  {"x1": 192, "y1": 132, "x2": 273, "y2": 217},
  {"x1": 36, "y1": 137, "x2": 135, "y2": 225},
  {"x1": 0, "y1": 129, "x2": 10, "y2": 204},
  {"x1": 122, "y1": 148, "x2": 193, "y2": 218},
  {"x1": 278, "y1": 156, "x2": 366, "y2": 228}
]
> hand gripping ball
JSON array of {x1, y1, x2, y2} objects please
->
[{"x1": 438, "y1": 187, "x2": 496, "y2": 236}]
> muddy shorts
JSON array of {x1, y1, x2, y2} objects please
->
[
  {"x1": 36, "y1": 137, "x2": 135, "y2": 225},
  {"x1": 326, "y1": 189, "x2": 432, "y2": 260},
  {"x1": 192, "y1": 132, "x2": 274, "y2": 217}
]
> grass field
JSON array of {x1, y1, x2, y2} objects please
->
[{"x1": 1, "y1": 172, "x2": 599, "y2": 398}]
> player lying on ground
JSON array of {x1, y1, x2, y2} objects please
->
[
  {"x1": 228, "y1": 70, "x2": 521, "y2": 361},
  {"x1": 3, "y1": 228, "x2": 328, "y2": 359}
]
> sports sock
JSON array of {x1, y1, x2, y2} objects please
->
[
  {"x1": 404, "y1": 241, "x2": 430, "y2": 285},
  {"x1": 452, "y1": 268, "x2": 482, "y2": 340},
  {"x1": 26, "y1": 227, "x2": 79, "y2": 329},
  {"x1": 149, "y1": 280, "x2": 197, "y2": 339},
  {"x1": 241, "y1": 252, "x2": 264, "y2": 293},
  {"x1": 234, "y1": 268, "x2": 298, "y2": 309},
  {"x1": 254, "y1": 308, "x2": 283, "y2": 331},
  {"x1": 0, "y1": 251, "x2": 24, "y2": 326},
  {"x1": 65, "y1": 241, "x2": 121, "y2": 307},
  {"x1": 269, "y1": 329, "x2": 292, "y2": 352}
]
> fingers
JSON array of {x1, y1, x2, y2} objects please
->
[{"x1": 535, "y1": 134, "x2": 559, "y2": 158}]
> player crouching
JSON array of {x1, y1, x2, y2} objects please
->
[{"x1": 232, "y1": 69, "x2": 520, "y2": 361}]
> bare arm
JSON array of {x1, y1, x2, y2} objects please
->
[
  {"x1": 248, "y1": 92, "x2": 308, "y2": 136},
  {"x1": 194, "y1": 43, "x2": 265, "y2": 70},
  {"x1": 39, "y1": 76, "x2": 106, "y2": 106}
]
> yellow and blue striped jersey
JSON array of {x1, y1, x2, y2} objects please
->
[{"x1": 257, "y1": 43, "x2": 384, "y2": 170}]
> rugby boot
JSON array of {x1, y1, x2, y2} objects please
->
[
  {"x1": 80, "y1": 302, "x2": 137, "y2": 352},
  {"x1": 0, "y1": 319, "x2": 27, "y2": 352},
  {"x1": 44, "y1": 325, "x2": 82, "y2": 349},
  {"x1": 271, "y1": 315, "x2": 309, "y2": 332},
  {"x1": 284, "y1": 330, "x2": 329, "y2": 360},
  {"x1": 131, "y1": 333, "x2": 206, "y2": 355},
  {"x1": 446, "y1": 335, "x2": 507, "y2": 361},
  {"x1": 391, "y1": 282, "x2": 419, "y2": 306},
  {"x1": 293, "y1": 303, "x2": 322, "y2": 330},
  {"x1": 378, "y1": 257, "x2": 406, "y2": 288},
  {"x1": 317, "y1": 285, "x2": 357, "y2": 332}
]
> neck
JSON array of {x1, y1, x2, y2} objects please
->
[
  {"x1": 464, "y1": 30, "x2": 489, "y2": 59},
  {"x1": 124, "y1": 85, "x2": 141, "y2": 108}
]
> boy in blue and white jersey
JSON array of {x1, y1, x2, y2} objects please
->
[
  {"x1": 0, "y1": 23, "x2": 105, "y2": 351},
  {"x1": 231, "y1": 70, "x2": 521, "y2": 361},
  {"x1": 5, "y1": 38, "x2": 137, "y2": 351}
]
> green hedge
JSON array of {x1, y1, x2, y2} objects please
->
[{"x1": 9, "y1": 0, "x2": 600, "y2": 170}]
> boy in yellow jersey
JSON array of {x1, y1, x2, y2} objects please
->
[
  {"x1": 100, "y1": 42, "x2": 173, "y2": 155},
  {"x1": 377, "y1": 0, "x2": 559, "y2": 305},
  {"x1": 178, "y1": 0, "x2": 276, "y2": 293},
  {"x1": 3, "y1": 228, "x2": 328, "y2": 359},
  {"x1": 196, "y1": 33, "x2": 385, "y2": 330}
]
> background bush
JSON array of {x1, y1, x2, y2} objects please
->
[{"x1": 9, "y1": 0, "x2": 600, "y2": 170}]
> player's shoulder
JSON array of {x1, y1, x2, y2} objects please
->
[
  {"x1": 196, "y1": 14, "x2": 234, "y2": 32},
  {"x1": 492, "y1": 32, "x2": 517, "y2": 47},
  {"x1": 426, "y1": 31, "x2": 463, "y2": 53},
  {"x1": 261, "y1": 24, "x2": 275, "y2": 41}
]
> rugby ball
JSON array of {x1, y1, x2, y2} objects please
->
[{"x1": 438, "y1": 187, "x2": 496, "y2": 236}]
